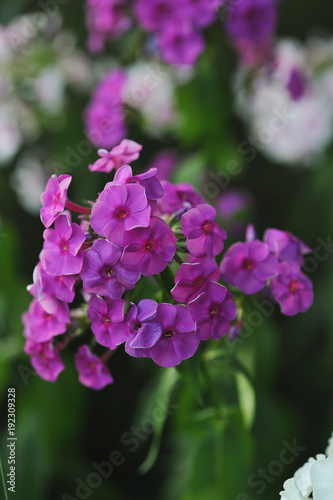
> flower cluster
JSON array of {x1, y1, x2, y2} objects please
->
[
  {"x1": 22, "y1": 139, "x2": 314, "y2": 390},
  {"x1": 280, "y1": 432, "x2": 333, "y2": 499},
  {"x1": 221, "y1": 227, "x2": 313, "y2": 316},
  {"x1": 86, "y1": 0, "x2": 223, "y2": 66}
]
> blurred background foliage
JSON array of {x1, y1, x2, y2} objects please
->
[{"x1": 0, "y1": 0, "x2": 333, "y2": 499}]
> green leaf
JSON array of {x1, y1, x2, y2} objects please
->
[{"x1": 235, "y1": 371, "x2": 256, "y2": 430}]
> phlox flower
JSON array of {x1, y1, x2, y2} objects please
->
[
  {"x1": 264, "y1": 228, "x2": 311, "y2": 265},
  {"x1": 90, "y1": 183, "x2": 151, "y2": 246},
  {"x1": 156, "y1": 181, "x2": 205, "y2": 216},
  {"x1": 171, "y1": 258, "x2": 221, "y2": 304},
  {"x1": 41, "y1": 214, "x2": 85, "y2": 276},
  {"x1": 220, "y1": 240, "x2": 279, "y2": 294},
  {"x1": 158, "y1": 23, "x2": 205, "y2": 67},
  {"x1": 23, "y1": 299, "x2": 70, "y2": 343},
  {"x1": 121, "y1": 216, "x2": 176, "y2": 276},
  {"x1": 80, "y1": 239, "x2": 140, "y2": 300},
  {"x1": 87, "y1": 295, "x2": 129, "y2": 349},
  {"x1": 40, "y1": 174, "x2": 71, "y2": 228},
  {"x1": 75, "y1": 345, "x2": 113, "y2": 390},
  {"x1": 125, "y1": 299, "x2": 162, "y2": 358},
  {"x1": 188, "y1": 281, "x2": 237, "y2": 340},
  {"x1": 112, "y1": 164, "x2": 164, "y2": 207},
  {"x1": 24, "y1": 339, "x2": 65, "y2": 382},
  {"x1": 89, "y1": 139, "x2": 142, "y2": 173},
  {"x1": 269, "y1": 261, "x2": 313, "y2": 316},
  {"x1": 181, "y1": 204, "x2": 227, "y2": 258},
  {"x1": 225, "y1": 0, "x2": 277, "y2": 43}
]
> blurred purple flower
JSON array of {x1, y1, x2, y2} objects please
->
[
  {"x1": 225, "y1": 0, "x2": 277, "y2": 43},
  {"x1": 75, "y1": 345, "x2": 113, "y2": 390},
  {"x1": 89, "y1": 139, "x2": 142, "y2": 173},
  {"x1": 40, "y1": 174, "x2": 71, "y2": 228},
  {"x1": 269, "y1": 261, "x2": 313, "y2": 316},
  {"x1": 24, "y1": 339, "x2": 65, "y2": 382},
  {"x1": 264, "y1": 228, "x2": 311, "y2": 265},
  {"x1": 158, "y1": 23, "x2": 205, "y2": 66}
]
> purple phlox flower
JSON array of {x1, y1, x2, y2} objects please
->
[
  {"x1": 111, "y1": 164, "x2": 164, "y2": 207},
  {"x1": 87, "y1": 295, "x2": 129, "y2": 349},
  {"x1": 225, "y1": 0, "x2": 277, "y2": 43},
  {"x1": 189, "y1": 281, "x2": 237, "y2": 340},
  {"x1": 75, "y1": 345, "x2": 113, "y2": 390},
  {"x1": 245, "y1": 224, "x2": 257, "y2": 242},
  {"x1": 134, "y1": 0, "x2": 180, "y2": 32},
  {"x1": 263, "y1": 228, "x2": 311, "y2": 265},
  {"x1": 41, "y1": 214, "x2": 85, "y2": 276},
  {"x1": 86, "y1": 0, "x2": 131, "y2": 53},
  {"x1": 121, "y1": 216, "x2": 176, "y2": 276},
  {"x1": 220, "y1": 240, "x2": 279, "y2": 294},
  {"x1": 149, "y1": 304, "x2": 200, "y2": 367},
  {"x1": 80, "y1": 239, "x2": 140, "y2": 300},
  {"x1": 269, "y1": 261, "x2": 313, "y2": 316},
  {"x1": 286, "y1": 68, "x2": 308, "y2": 101},
  {"x1": 90, "y1": 183, "x2": 151, "y2": 246},
  {"x1": 156, "y1": 181, "x2": 205, "y2": 216},
  {"x1": 84, "y1": 69, "x2": 127, "y2": 149},
  {"x1": 171, "y1": 257, "x2": 220, "y2": 304},
  {"x1": 89, "y1": 139, "x2": 142, "y2": 173},
  {"x1": 40, "y1": 174, "x2": 71, "y2": 228},
  {"x1": 158, "y1": 22, "x2": 205, "y2": 66},
  {"x1": 24, "y1": 339, "x2": 65, "y2": 382},
  {"x1": 22, "y1": 298, "x2": 70, "y2": 343},
  {"x1": 179, "y1": 0, "x2": 219, "y2": 28},
  {"x1": 28, "y1": 262, "x2": 76, "y2": 314},
  {"x1": 181, "y1": 204, "x2": 227, "y2": 258},
  {"x1": 125, "y1": 299, "x2": 162, "y2": 358},
  {"x1": 149, "y1": 150, "x2": 177, "y2": 181}
]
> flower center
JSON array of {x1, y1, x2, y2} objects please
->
[
  {"x1": 202, "y1": 222, "x2": 212, "y2": 234},
  {"x1": 210, "y1": 308, "x2": 216, "y2": 316},
  {"x1": 102, "y1": 266, "x2": 114, "y2": 278},
  {"x1": 165, "y1": 329, "x2": 173, "y2": 338},
  {"x1": 134, "y1": 323, "x2": 142, "y2": 331},
  {"x1": 145, "y1": 242, "x2": 152, "y2": 250},
  {"x1": 103, "y1": 315, "x2": 111, "y2": 324},
  {"x1": 194, "y1": 278, "x2": 204, "y2": 288},
  {"x1": 61, "y1": 240, "x2": 68, "y2": 252},
  {"x1": 118, "y1": 209, "x2": 127, "y2": 219},
  {"x1": 242, "y1": 258, "x2": 254, "y2": 271},
  {"x1": 289, "y1": 280, "x2": 300, "y2": 293}
]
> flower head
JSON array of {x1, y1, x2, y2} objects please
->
[
  {"x1": 264, "y1": 228, "x2": 311, "y2": 265},
  {"x1": 269, "y1": 261, "x2": 313, "y2": 316},
  {"x1": 75, "y1": 345, "x2": 113, "y2": 390},
  {"x1": 87, "y1": 295, "x2": 129, "y2": 349},
  {"x1": 41, "y1": 214, "x2": 85, "y2": 276},
  {"x1": 189, "y1": 282, "x2": 237, "y2": 340},
  {"x1": 89, "y1": 139, "x2": 142, "y2": 173},
  {"x1": 171, "y1": 257, "x2": 221, "y2": 304},
  {"x1": 121, "y1": 216, "x2": 176, "y2": 276},
  {"x1": 40, "y1": 174, "x2": 71, "y2": 228},
  {"x1": 149, "y1": 304, "x2": 199, "y2": 367},
  {"x1": 24, "y1": 339, "x2": 65, "y2": 382},
  {"x1": 90, "y1": 183, "x2": 151, "y2": 246},
  {"x1": 220, "y1": 240, "x2": 279, "y2": 294},
  {"x1": 181, "y1": 204, "x2": 227, "y2": 258},
  {"x1": 80, "y1": 238, "x2": 140, "y2": 300}
]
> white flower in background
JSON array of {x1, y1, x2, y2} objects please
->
[
  {"x1": 33, "y1": 66, "x2": 65, "y2": 112},
  {"x1": 234, "y1": 37, "x2": 333, "y2": 167},
  {"x1": 10, "y1": 154, "x2": 46, "y2": 214},
  {"x1": 280, "y1": 433, "x2": 333, "y2": 500},
  {"x1": 123, "y1": 61, "x2": 178, "y2": 133},
  {"x1": 0, "y1": 104, "x2": 22, "y2": 165},
  {"x1": 325, "y1": 433, "x2": 333, "y2": 456}
]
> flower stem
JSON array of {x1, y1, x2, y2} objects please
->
[{"x1": 65, "y1": 200, "x2": 91, "y2": 214}]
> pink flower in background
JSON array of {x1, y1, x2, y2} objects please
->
[
  {"x1": 24, "y1": 339, "x2": 65, "y2": 382},
  {"x1": 269, "y1": 261, "x2": 313, "y2": 316},
  {"x1": 88, "y1": 295, "x2": 129, "y2": 349},
  {"x1": 90, "y1": 183, "x2": 151, "y2": 245},
  {"x1": 181, "y1": 204, "x2": 227, "y2": 257},
  {"x1": 189, "y1": 281, "x2": 237, "y2": 340},
  {"x1": 157, "y1": 181, "x2": 205, "y2": 216},
  {"x1": 40, "y1": 174, "x2": 71, "y2": 228},
  {"x1": 220, "y1": 240, "x2": 279, "y2": 294},
  {"x1": 121, "y1": 216, "x2": 176, "y2": 275},
  {"x1": 134, "y1": 0, "x2": 179, "y2": 31},
  {"x1": 75, "y1": 345, "x2": 113, "y2": 390},
  {"x1": 41, "y1": 214, "x2": 85, "y2": 276},
  {"x1": 149, "y1": 150, "x2": 178, "y2": 181},
  {"x1": 89, "y1": 139, "x2": 142, "y2": 173}
]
